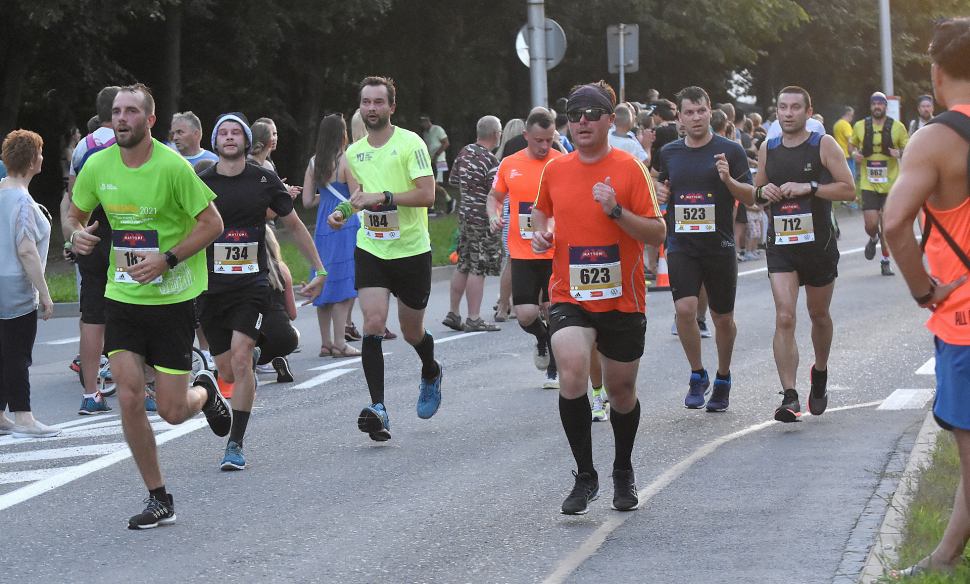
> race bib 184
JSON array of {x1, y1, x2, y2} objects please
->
[
  {"x1": 112, "y1": 230, "x2": 162, "y2": 284},
  {"x1": 362, "y1": 204, "x2": 400, "y2": 240}
]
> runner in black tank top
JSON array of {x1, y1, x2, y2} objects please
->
[{"x1": 753, "y1": 87, "x2": 856, "y2": 424}]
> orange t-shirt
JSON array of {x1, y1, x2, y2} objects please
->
[
  {"x1": 534, "y1": 148, "x2": 661, "y2": 313},
  {"x1": 925, "y1": 105, "x2": 970, "y2": 344},
  {"x1": 493, "y1": 148, "x2": 563, "y2": 260}
]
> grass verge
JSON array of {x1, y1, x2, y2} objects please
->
[
  {"x1": 883, "y1": 430, "x2": 970, "y2": 582},
  {"x1": 47, "y1": 271, "x2": 78, "y2": 303}
]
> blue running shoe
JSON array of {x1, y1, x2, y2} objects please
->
[
  {"x1": 78, "y1": 395, "x2": 112, "y2": 415},
  {"x1": 706, "y1": 375, "x2": 731, "y2": 412},
  {"x1": 358, "y1": 403, "x2": 391, "y2": 441},
  {"x1": 417, "y1": 360, "x2": 442, "y2": 419},
  {"x1": 220, "y1": 440, "x2": 246, "y2": 470},
  {"x1": 145, "y1": 393, "x2": 157, "y2": 412},
  {"x1": 684, "y1": 371, "x2": 709, "y2": 409}
]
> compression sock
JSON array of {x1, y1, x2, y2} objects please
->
[
  {"x1": 228, "y1": 410, "x2": 250, "y2": 447},
  {"x1": 362, "y1": 335, "x2": 385, "y2": 405},
  {"x1": 559, "y1": 394, "x2": 596, "y2": 480},
  {"x1": 413, "y1": 331, "x2": 440, "y2": 380},
  {"x1": 610, "y1": 400, "x2": 641, "y2": 472},
  {"x1": 148, "y1": 486, "x2": 168, "y2": 501},
  {"x1": 520, "y1": 317, "x2": 549, "y2": 343}
]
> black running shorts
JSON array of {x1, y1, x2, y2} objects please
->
[
  {"x1": 77, "y1": 244, "x2": 109, "y2": 325},
  {"x1": 104, "y1": 298, "x2": 195, "y2": 373},
  {"x1": 511, "y1": 258, "x2": 553, "y2": 306},
  {"x1": 354, "y1": 248, "x2": 433, "y2": 310},
  {"x1": 667, "y1": 251, "x2": 738, "y2": 315},
  {"x1": 197, "y1": 286, "x2": 272, "y2": 357},
  {"x1": 766, "y1": 242, "x2": 839, "y2": 288},
  {"x1": 548, "y1": 302, "x2": 646, "y2": 363},
  {"x1": 861, "y1": 190, "x2": 888, "y2": 212}
]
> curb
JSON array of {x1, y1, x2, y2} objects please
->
[
  {"x1": 859, "y1": 411, "x2": 943, "y2": 582},
  {"x1": 49, "y1": 263, "x2": 461, "y2": 319}
]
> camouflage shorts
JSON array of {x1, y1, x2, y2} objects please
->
[{"x1": 457, "y1": 220, "x2": 503, "y2": 277}]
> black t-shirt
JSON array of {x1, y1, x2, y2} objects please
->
[
  {"x1": 657, "y1": 134, "x2": 752, "y2": 256},
  {"x1": 651, "y1": 123, "x2": 680, "y2": 169},
  {"x1": 199, "y1": 163, "x2": 293, "y2": 294},
  {"x1": 764, "y1": 132, "x2": 835, "y2": 252}
]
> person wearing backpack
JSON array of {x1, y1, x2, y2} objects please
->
[{"x1": 884, "y1": 16, "x2": 970, "y2": 578}]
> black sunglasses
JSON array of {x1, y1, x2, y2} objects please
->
[{"x1": 566, "y1": 108, "x2": 608, "y2": 123}]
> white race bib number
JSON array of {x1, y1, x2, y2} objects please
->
[
  {"x1": 112, "y1": 230, "x2": 162, "y2": 284},
  {"x1": 866, "y1": 160, "x2": 889, "y2": 183},
  {"x1": 363, "y1": 205, "x2": 400, "y2": 240},
  {"x1": 773, "y1": 200, "x2": 815, "y2": 245},
  {"x1": 518, "y1": 201, "x2": 534, "y2": 239},
  {"x1": 569, "y1": 244, "x2": 622, "y2": 301},
  {"x1": 214, "y1": 228, "x2": 259, "y2": 274},
  {"x1": 674, "y1": 192, "x2": 716, "y2": 233}
]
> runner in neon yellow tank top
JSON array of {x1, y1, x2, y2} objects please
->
[{"x1": 329, "y1": 76, "x2": 442, "y2": 442}]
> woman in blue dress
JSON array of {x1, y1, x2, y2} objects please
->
[{"x1": 302, "y1": 114, "x2": 361, "y2": 357}]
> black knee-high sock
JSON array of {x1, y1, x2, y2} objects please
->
[
  {"x1": 362, "y1": 335, "x2": 385, "y2": 405},
  {"x1": 610, "y1": 400, "x2": 641, "y2": 472},
  {"x1": 520, "y1": 317, "x2": 549, "y2": 343},
  {"x1": 229, "y1": 410, "x2": 250, "y2": 446},
  {"x1": 413, "y1": 331, "x2": 440, "y2": 380},
  {"x1": 559, "y1": 394, "x2": 596, "y2": 480}
]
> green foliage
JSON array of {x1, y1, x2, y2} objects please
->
[
  {"x1": 429, "y1": 215, "x2": 459, "y2": 268},
  {"x1": 46, "y1": 271, "x2": 78, "y2": 303}
]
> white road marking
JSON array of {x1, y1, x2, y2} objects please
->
[
  {"x1": 916, "y1": 358, "x2": 936, "y2": 375},
  {"x1": 292, "y1": 368, "x2": 354, "y2": 390},
  {"x1": 542, "y1": 400, "x2": 884, "y2": 584},
  {"x1": 309, "y1": 357, "x2": 363, "y2": 372},
  {"x1": 436, "y1": 331, "x2": 484, "y2": 343},
  {"x1": 0, "y1": 468, "x2": 65, "y2": 485},
  {"x1": 0, "y1": 420, "x2": 173, "y2": 446},
  {"x1": 0, "y1": 418, "x2": 208, "y2": 512},
  {"x1": 0, "y1": 443, "x2": 125, "y2": 464},
  {"x1": 39, "y1": 336, "x2": 80, "y2": 346},
  {"x1": 877, "y1": 389, "x2": 935, "y2": 410}
]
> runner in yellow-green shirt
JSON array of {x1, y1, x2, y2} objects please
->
[
  {"x1": 849, "y1": 91, "x2": 909, "y2": 276},
  {"x1": 67, "y1": 84, "x2": 231, "y2": 530},
  {"x1": 328, "y1": 76, "x2": 442, "y2": 442}
]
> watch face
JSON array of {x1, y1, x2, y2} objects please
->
[{"x1": 611, "y1": 205, "x2": 622, "y2": 218}]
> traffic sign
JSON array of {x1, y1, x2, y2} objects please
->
[
  {"x1": 516, "y1": 19, "x2": 566, "y2": 70},
  {"x1": 607, "y1": 24, "x2": 639, "y2": 74}
]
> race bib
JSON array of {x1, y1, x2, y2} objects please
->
[
  {"x1": 214, "y1": 228, "x2": 259, "y2": 274},
  {"x1": 674, "y1": 192, "x2": 715, "y2": 233},
  {"x1": 569, "y1": 244, "x2": 622, "y2": 301},
  {"x1": 362, "y1": 205, "x2": 400, "y2": 240},
  {"x1": 866, "y1": 160, "x2": 889, "y2": 183},
  {"x1": 518, "y1": 201, "x2": 534, "y2": 239},
  {"x1": 773, "y1": 199, "x2": 815, "y2": 245},
  {"x1": 112, "y1": 230, "x2": 162, "y2": 284}
]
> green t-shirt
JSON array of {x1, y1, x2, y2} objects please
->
[
  {"x1": 346, "y1": 127, "x2": 434, "y2": 259},
  {"x1": 73, "y1": 139, "x2": 216, "y2": 305},
  {"x1": 849, "y1": 118, "x2": 909, "y2": 193}
]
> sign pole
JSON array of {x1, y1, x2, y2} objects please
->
[
  {"x1": 528, "y1": 0, "x2": 547, "y2": 108},
  {"x1": 618, "y1": 23, "x2": 626, "y2": 103}
]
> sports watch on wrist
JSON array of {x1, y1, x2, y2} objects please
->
[
  {"x1": 609, "y1": 204, "x2": 623, "y2": 219},
  {"x1": 914, "y1": 281, "x2": 936, "y2": 306},
  {"x1": 809, "y1": 181, "x2": 819, "y2": 196},
  {"x1": 383, "y1": 190, "x2": 393, "y2": 205},
  {"x1": 165, "y1": 251, "x2": 179, "y2": 269}
]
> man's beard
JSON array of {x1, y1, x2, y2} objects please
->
[
  {"x1": 217, "y1": 144, "x2": 246, "y2": 160},
  {"x1": 116, "y1": 124, "x2": 147, "y2": 148},
  {"x1": 364, "y1": 115, "x2": 390, "y2": 131}
]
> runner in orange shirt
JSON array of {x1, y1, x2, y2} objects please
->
[
  {"x1": 532, "y1": 81, "x2": 665, "y2": 515},
  {"x1": 487, "y1": 110, "x2": 564, "y2": 388}
]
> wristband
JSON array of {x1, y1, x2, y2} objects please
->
[
  {"x1": 70, "y1": 229, "x2": 80, "y2": 244},
  {"x1": 914, "y1": 281, "x2": 936, "y2": 306},
  {"x1": 64, "y1": 242, "x2": 73, "y2": 249},
  {"x1": 490, "y1": 215, "x2": 500, "y2": 222}
]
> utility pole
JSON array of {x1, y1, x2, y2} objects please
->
[
  {"x1": 528, "y1": 0, "x2": 547, "y2": 108},
  {"x1": 879, "y1": 0, "x2": 893, "y2": 96},
  {"x1": 618, "y1": 23, "x2": 626, "y2": 103}
]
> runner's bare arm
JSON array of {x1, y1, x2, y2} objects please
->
[
  {"x1": 64, "y1": 202, "x2": 98, "y2": 254},
  {"x1": 531, "y1": 208, "x2": 554, "y2": 253},
  {"x1": 884, "y1": 126, "x2": 967, "y2": 307},
  {"x1": 592, "y1": 177, "x2": 666, "y2": 247},
  {"x1": 715, "y1": 153, "x2": 755, "y2": 205},
  {"x1": 349, "y1": 175, "x2": 435, "y2": 208},
  {"x1": 281, "y1": 209, "x2": 327, "y2": 304},
  {"x1": 128, "y1": 201, "x2": 224, "y2": 285}
]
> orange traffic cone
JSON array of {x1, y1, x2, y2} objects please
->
[{"x1": 648, "y1": 243, "x2": 670, "y2": 292}]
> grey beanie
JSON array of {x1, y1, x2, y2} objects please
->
[{"x1": 212, "y1": 112, "x2": 253, "y2": 155}]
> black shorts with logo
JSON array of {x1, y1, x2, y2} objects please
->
[
  {"x1": 197, "y1": 286, "x2": 272, "y2": 357},
  {"x1": 511, "y1": 258, "x2": 553, "y2": 306},
  {"x1": 104, "y1": 298, "x2": 195, "y2": 372},
  {"x1": 354, "y1": 248, "x2": 433, "y2": 311},
  {"x1": 667, "y1": 251, "x2": 738, "y2": 315},
  {"x1": 548, "y1": 302, "x2": 646, "y2": 363},
  {"x1": 766, "y1": 241, "x2": 839, "y2": 288}
]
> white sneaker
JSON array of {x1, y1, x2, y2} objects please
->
[
  {"x1": 0, "y1": 415, "x2": 15, "y2": 435},
  {"x1": 255, "y1": 363, "x2": 274, "y2": 374},
  {"x1": 201, "y1": 349, "x2": 216, "y2": 371},
  {"x1": 533, "y1": 341, "x2": 550, "y2": 371},
  {"x1": 592, "y1": 391, "x2": 609, "y2": 422},
  {"x1": 11, "y1": 421, "x2": 61, "y2": 438}
]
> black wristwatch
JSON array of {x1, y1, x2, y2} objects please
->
[
  {"x1": 165, "y1": 251, "x2": 179, "y2": 269},
  {"x1": 609, "y1": 204, "x2": 623, "y2": 219},
  {"x1": 382, "y1": 190, "x2": 393, "y2": 205},
  {"x1": 809, "y1": 181, "x2": 819, "y2": 196},
  {"x1": 914, "y1": 281, "x2": 936, "y2": 306}
]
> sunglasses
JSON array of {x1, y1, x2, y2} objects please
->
[{"x1": 566, "y1": 108, "x2": 608, "y2": 123}]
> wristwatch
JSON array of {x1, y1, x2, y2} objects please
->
[
  {"x1": 809, "y1": 181, "x2": 819, "y2": 196},
  {"x1": 382, "y1": 190, "x2": 393, "y2": 205},
  {"x1": 165, "y1": 251, "x2": 179, "y2": 269},
  {"x1": 914, "y1": 281, "x2": 936, "y2": 306},
  {"x1": 609, "y1": 204, "x2": 623, "y2": 219}
]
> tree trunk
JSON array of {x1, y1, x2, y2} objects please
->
[
  {"x1": 155, "y1": 2, "x2": 182, "y2": 140},
  {"x1": 0, "y1": 40, "x2": 31, "y2": 138}
]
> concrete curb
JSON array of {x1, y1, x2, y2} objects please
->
[
  {"x1": 859, "y1": 411, "x2": 943, "y2": 582},
  {"x1": 49, "y1": 263, "x2": 461, "y2": 319}
]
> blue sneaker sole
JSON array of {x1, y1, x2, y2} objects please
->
[
  {"x1": 358, "y1": 409, "x2": 391, "y2": 441},
  {"x1": 220, "y1": 461, "x2": 246, "y2": 471}
]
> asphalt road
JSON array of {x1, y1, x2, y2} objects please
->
[{"x1": 0, "y1": 208, "x2": 936, "y2": 583}]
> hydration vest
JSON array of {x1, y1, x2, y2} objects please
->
[{"x1": 861, "y1": 117, "x2": 894, "y2": 158}]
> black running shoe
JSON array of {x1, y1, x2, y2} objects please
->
[
  {"x1": 561, "y1": 471, "x2": 599, "y2": 515},
  {"x1": 808, "y1": 365, "x2": 828, "y2": 416},
  {"x1": 864, "y1": 237, "x2": 877, "y2": 260},
  {"x1": 196, "y1": 370, "x2": 232, "y2": 437},
  {"x1": 774, "y1": 389, "x2": 801, "y2": 423},
  {"x1": 128, "y1": 494, "x2": 175, "y2": 529},
  {"x1": 272, "y1": 356, "x2": 294, "y2": 383},
  {"x1": 611, "y1": 469, "x2": 640, "y2": 511}
]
